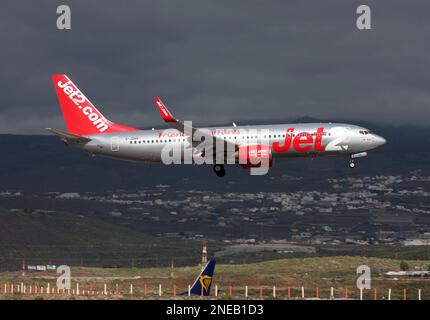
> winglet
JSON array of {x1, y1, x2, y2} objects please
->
[{"x1": 154, "y1": 97, "x2": 177, "y2": 123}]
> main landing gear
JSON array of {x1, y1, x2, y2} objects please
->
[{"x1": 213, "y1": 164, "x2": 226, "y2": 177}]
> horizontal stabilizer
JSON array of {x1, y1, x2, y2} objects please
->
[{"x1": 45, "y1": 128, "x2": 92, "y2": 143}]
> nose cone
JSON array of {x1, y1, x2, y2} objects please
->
[{"x1": 373, "y1": 134, "x2": 386, "y2": 147}]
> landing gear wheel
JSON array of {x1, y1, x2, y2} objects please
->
[
  {"x1": 349, "y1": 160, "x2": 356, "y2": 168},
  {"x1": 213, "y1": 164, "x2": 226, "y2": 177}
]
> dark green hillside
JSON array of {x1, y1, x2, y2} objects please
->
[{"x1": 0, "y1": 209, "x2": 202, "y2": 270}]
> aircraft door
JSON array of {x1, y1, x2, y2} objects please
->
[{"x1": 110, "y1": 137, "x2": 120, "y2": 152}]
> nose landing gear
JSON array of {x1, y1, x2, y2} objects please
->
[
  {"x1": 348, "y1": 152, "x2": 367, "y2": 169},
  {"x1": 213, "y1": 164, "x2": 226, "y2": 177}
]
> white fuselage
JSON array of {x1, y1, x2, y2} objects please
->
[{"x1": 74, "y1": 122, "x2": 386, "y2": 164}]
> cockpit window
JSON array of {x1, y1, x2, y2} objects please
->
[{"x1": 359, "y1": 130, "x2": 370, "y2": 135}]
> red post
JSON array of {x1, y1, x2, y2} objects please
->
[
  {"x1": 202, "y1": 240, "x2": 208, "y2": 267},
  {"x1": 288, "y1": 287, "x2": 291, "y2": 299},
  {"x1": 144, "y1": 284, "x2": 147, "y2": 297},
  {"x1": 173, "y1": 285, "x2": 176, "y2": 297},
  {"x1": 229, "y1": 286, "x2": 232, "y2": 297},
  {"x1": 344, "y1": 287, "x2": 348, "y2": 299},
  {"x1": 374, "y1": 288, "x2": 377, "y2": 300},
  {"x1": 404, "y1": 288, "x2": 407, "y2": 301},
  {"x1": 316, "y1": 287, "x2": 319, "y2": 299},
  {"x1": 259, "y1": 287, "x2": 263, "y2": 299}
]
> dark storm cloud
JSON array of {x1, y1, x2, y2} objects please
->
[{"x1": 0, "y1": 0, "x2": 430, "y2": 134}]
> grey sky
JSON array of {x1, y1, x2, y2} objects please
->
[{"x1": 1, "y1": 0, "x2": 429, "y2": 134}]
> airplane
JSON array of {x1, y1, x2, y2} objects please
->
[
  {"x1": 181, "y1": 259, "x2": 216, "y2": 296},
  {"x1": 47, "y1": 74, "x2": 386, "y2": 177}
]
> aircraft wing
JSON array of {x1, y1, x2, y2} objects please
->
[
  {"x1": 46, "y1": 128, "x2": 92, "y2": 143},
  {"x1": 154, "y1": 98, "x2": 238, "y2": 158}
]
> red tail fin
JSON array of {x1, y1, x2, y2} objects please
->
[{"x1": 51, "y1": 74, "x2": 139, "y2": 135}]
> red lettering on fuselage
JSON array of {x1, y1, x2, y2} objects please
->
[
  {"x1": 273, "y1": 128, "x2": 294, "y2": 152},
  {"x1": 293, "y1": 132, "x2": 313, "y2": 152},
  {"x1": 273, "y1": 127, "x2": 326, "y2": 153},
  {"x1": 314, "y1": 127, "x2": 325, "y2": 152}
]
